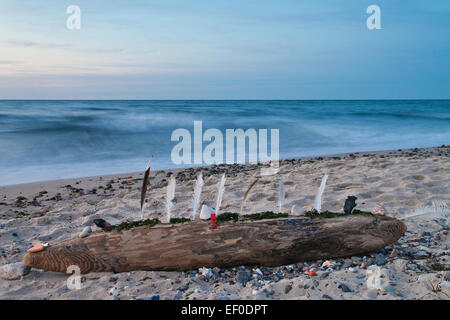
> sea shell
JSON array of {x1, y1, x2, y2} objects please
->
[
  {"x1": 27, "y1": 242, "x2": 48, "y2": 253},
  {"x1": 373, "y1": 205, "x2": 387, "y2": 216}
]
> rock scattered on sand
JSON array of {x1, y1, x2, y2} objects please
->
[
  {"x1": 373, "y1": 205, "x2": 387, "y2": 216},
  {"x1": 0, "y1": 262, "x2": 30, "y2": 280}
]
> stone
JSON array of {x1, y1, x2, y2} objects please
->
[
  {"x1": 373, "y1": 254, "x2": 387, "y2": 266},
  {"x1": 284, "y1": 284, "x2": 292, "y2": 294},
  {"x1": 79, "y1": 226, "x2": 92, "y2": 238},
  {"x1": 199, "y1": 267, "x2": 213, "y2": 277},
  {"x1": 344, "y1": 196, "x2": 357, "y2": 214},
  {"x1": 338, "y1": 283, "x2": 352, "y2": 293},
  {"x1": 372, "y1": 205, "x2": 387, "y2": 216},
  {"x1": 366, "y1": 289, "x2": 378, "y2": 299},
  {"x1": 237, "y1": 270, "x2": 251, "y2": 284},
  {"x1": 0, "y1": 262, "x2": 30, "y2": 280},
  {"x1": 93, "y1": 218, "x2": 111, "y2": 229}
]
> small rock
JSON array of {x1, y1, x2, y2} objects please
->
[
  {"x1": 373, "y1": 254, "x2": 387, "y2": 266},
  {"x1": 344, "y1": 196, "x2": 357, "y2": 214},
  {"x1": 372, "y1": 205, "x2": 386, "y2": 216},
  {"x1": 338, "y1": 283, "x2": 352, "y2": 293},
  {"x1": 322, "y1": 260, "x2": 334, "y2": 268},
  {"x1": 284, "y1": 284, "x2": 292, "y2": 294},
  {"x1": 93, "y1": 219, "x2": 111, "y2": 229},
  {"x1": 0, "y1": 262, "x2": 30, "y2": 280},
  {"x1": 237, "y1": 270, "x2": 251, "y2": 284},
  {"x1": 199, "y1": 267, "x2": 213, "y2": 278},
  {"x1": 389, "y1": 249, "x2": 398, "y2": 259},
  {"x1": 366, "y1": 289, "x2": 378, "y2": 299},
  {"x1": 252, "y1": 289, "x2": 260, "y2": 295},
  {"x1": 151, "y1": 295, "x2": 160, "y2": 300},
  {"x1": 79, "y1": 226, "x2": 92, "y2": 238}
]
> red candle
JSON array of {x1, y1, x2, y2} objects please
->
[{"x1": 211, "y1": 213, "x2": 216, "y2": 229}]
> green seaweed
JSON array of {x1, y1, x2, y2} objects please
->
[
  {"x1": 240, "y1": 211, "x2": 288, "y2": 221},
  {"x1": 216, "y1": 211, "x2": 288, "y2": 224},
  {"x1": 169, "y1": 217, "x2": 191, "y2": 224},
  {"x1": 17, "y1": 211, "x2": 30, "y2": 217},
  {"x1": 103, "y1": 218, "x2": 160, "y2": 232},
  {"x1": 305, "y1": 209, "x2": 373, "y2": 219},
  {"x1": 216, "y1": 212, "x2": 240, "y2": 223}
]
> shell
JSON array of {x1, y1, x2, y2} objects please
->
[
  {"x1": 373, "y1": 205, "x2": 387, "y2": 216},
  {"x1": 27, "y1": 242, "x2": 45, "y2": 253}
]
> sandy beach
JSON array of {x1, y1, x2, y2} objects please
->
[{"x1": 0, "y1": 146, "x2": 449, "y2": 300}]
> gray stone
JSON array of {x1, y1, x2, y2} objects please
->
[
  {"x1": 79, "y1": 226, "x2": 92, "y2": 238},
  {"x1": 0, "y1": 262, "x2": 30, "y2": 280},
  {"x1": 338, "y1": 283, "x2": 352, "y2": 292}
]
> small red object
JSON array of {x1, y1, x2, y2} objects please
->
[
  {"x1": 307, "y1": 270, "x2": 317, "y2": 277},
  {"x1": 211, "y1": 213, "x2": 216, "y2": 229}
]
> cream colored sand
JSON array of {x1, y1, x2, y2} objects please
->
[{"x1": 0, "y1": 146, "x2": 448, "y2": 300}]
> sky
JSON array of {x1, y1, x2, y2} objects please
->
[{"x1": 0, "y1": 0, "x2": 449, "y2": 99}]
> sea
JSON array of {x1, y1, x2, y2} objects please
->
[{"x1": 0, "y1": 100, "x2": 449, "y2": 186}]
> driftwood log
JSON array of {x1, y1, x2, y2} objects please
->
[{"x1": 23, "y1": 215, "x2": 406, "y2": 274}]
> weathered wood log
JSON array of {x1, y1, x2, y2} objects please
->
[{"x1": 23, "y1": 215, "x2": 406, "y2": 274}]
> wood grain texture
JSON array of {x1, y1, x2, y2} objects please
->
[{"x1": 23, "y1": 215, "x2": 406, "y2": 274}]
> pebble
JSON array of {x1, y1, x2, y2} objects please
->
[
  {"x1": 372, "y1": 205, "x2": 387, "y2": 216},
  {"x1": 366, "y1": 289, "x2": 378, "y2": 299},
  {"x1": 79, "y1": 226, "x2": 92, "y2": 238},
  {"x1": 237, "y1": 270, "x2": 251, "y2": 284},
  {"x1": 199, "y1": 267, "x2": 213, "y2": 278},
  {"x1": 284, "y1": 284, "x2": 292, "y2": 294},
  {"x1": 322, "y1": 260, "x2": 334, "y2": 268},
  {"x1": 0, "y1": 262, "x2": 30, "y2": 280},
  {"x1": 338, "y1": 283, "x2": 352, "y2": 293}
]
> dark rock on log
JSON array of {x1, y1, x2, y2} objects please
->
[{"x1": 344, "y1": 196, "x2": 358, "y2": 214}]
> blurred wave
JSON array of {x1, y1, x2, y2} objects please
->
[{"x1": 0, "y1": 100, "x2": 449, "y2": 186}]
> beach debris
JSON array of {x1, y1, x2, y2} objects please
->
[
  {"x1": 27, "y1": 242, "x2": 48, "y2": 253},
  {"x1": 400, "y1": 200, "x2": 449, "y2": 221},
  {"x1": 314, "y1": 174, "x2": 329, "y2": 213},
  {"x1": 307, "y1": 270, "x2": 317, "y2": 277},
  {"x1": 0, "y1": 262, "x2": 30, "y2": 280},
  {"x1": 278, "y1": 178, "x2": 285, "y2": 212},
  {"x1": 344, "y1": 196, "x2": 357, "y2": 214},
  {"x1": 93, "y1": 218, "x2": 112, "y2": 229},
  {"x1": 165, "y1": 176, "x2": 176, "y2": 223},
  {"x1": 192, "y1": 172, "x2": 204, "y2": 220},
  {"x1": 140, "y1": 158, "x2": 152, "y2": 220},
  {"x1": 373, "y1": 204, "x2": 387, "y2": 216},
  {"x1": 199, "y1": 267, "x2": 213, "y2": 278},
  {"x1": 79, "y1": 226, "x2": 92, "y2": 238},
  {"x1": 200, "y1": 204, "x2": 214, "y2": 220},
  {"x1": 214, "y1": 173, "x2": 226, "y2": 216},
  {"x1": 239, "y1": 177, "x2": 260, "y2": 215},
  {"x1": 14, "y1": 196, "x2": 27, "y2": 208}
]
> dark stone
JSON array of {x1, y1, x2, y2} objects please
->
[
  {"x1": 284, "y1": 284, "x2": 292, "y2": 294},
  {"x1": 237, "y1": 270, "x2": 251, "y2": 285},
  {"x1": 338, "y1": 283, "x2": 352, "y2": 292},
  {"x1": 344, "y1": 196, "x2": 357, "y2": 214},
  {"x1": 94, "y1": 218, "x2": 112, "y2": 229},
  {"x1": 151, "y1": 295, "x2": 160, "y2": 300}
]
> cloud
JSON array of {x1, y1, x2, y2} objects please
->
[{"x1": 6, "y1": 40, "x2": 72, "y2": 49}]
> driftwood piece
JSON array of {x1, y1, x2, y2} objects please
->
[{"x1": 23, "y1": 215, "x2": 406, "y2": 274}]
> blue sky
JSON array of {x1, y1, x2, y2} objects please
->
[{"x1": 0, "y1": 0, "x2": 449, "y2": 99}]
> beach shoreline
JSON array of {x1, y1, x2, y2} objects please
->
[{"x1": 0, "y1": 145, "x2": 448, "y2": 300}]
